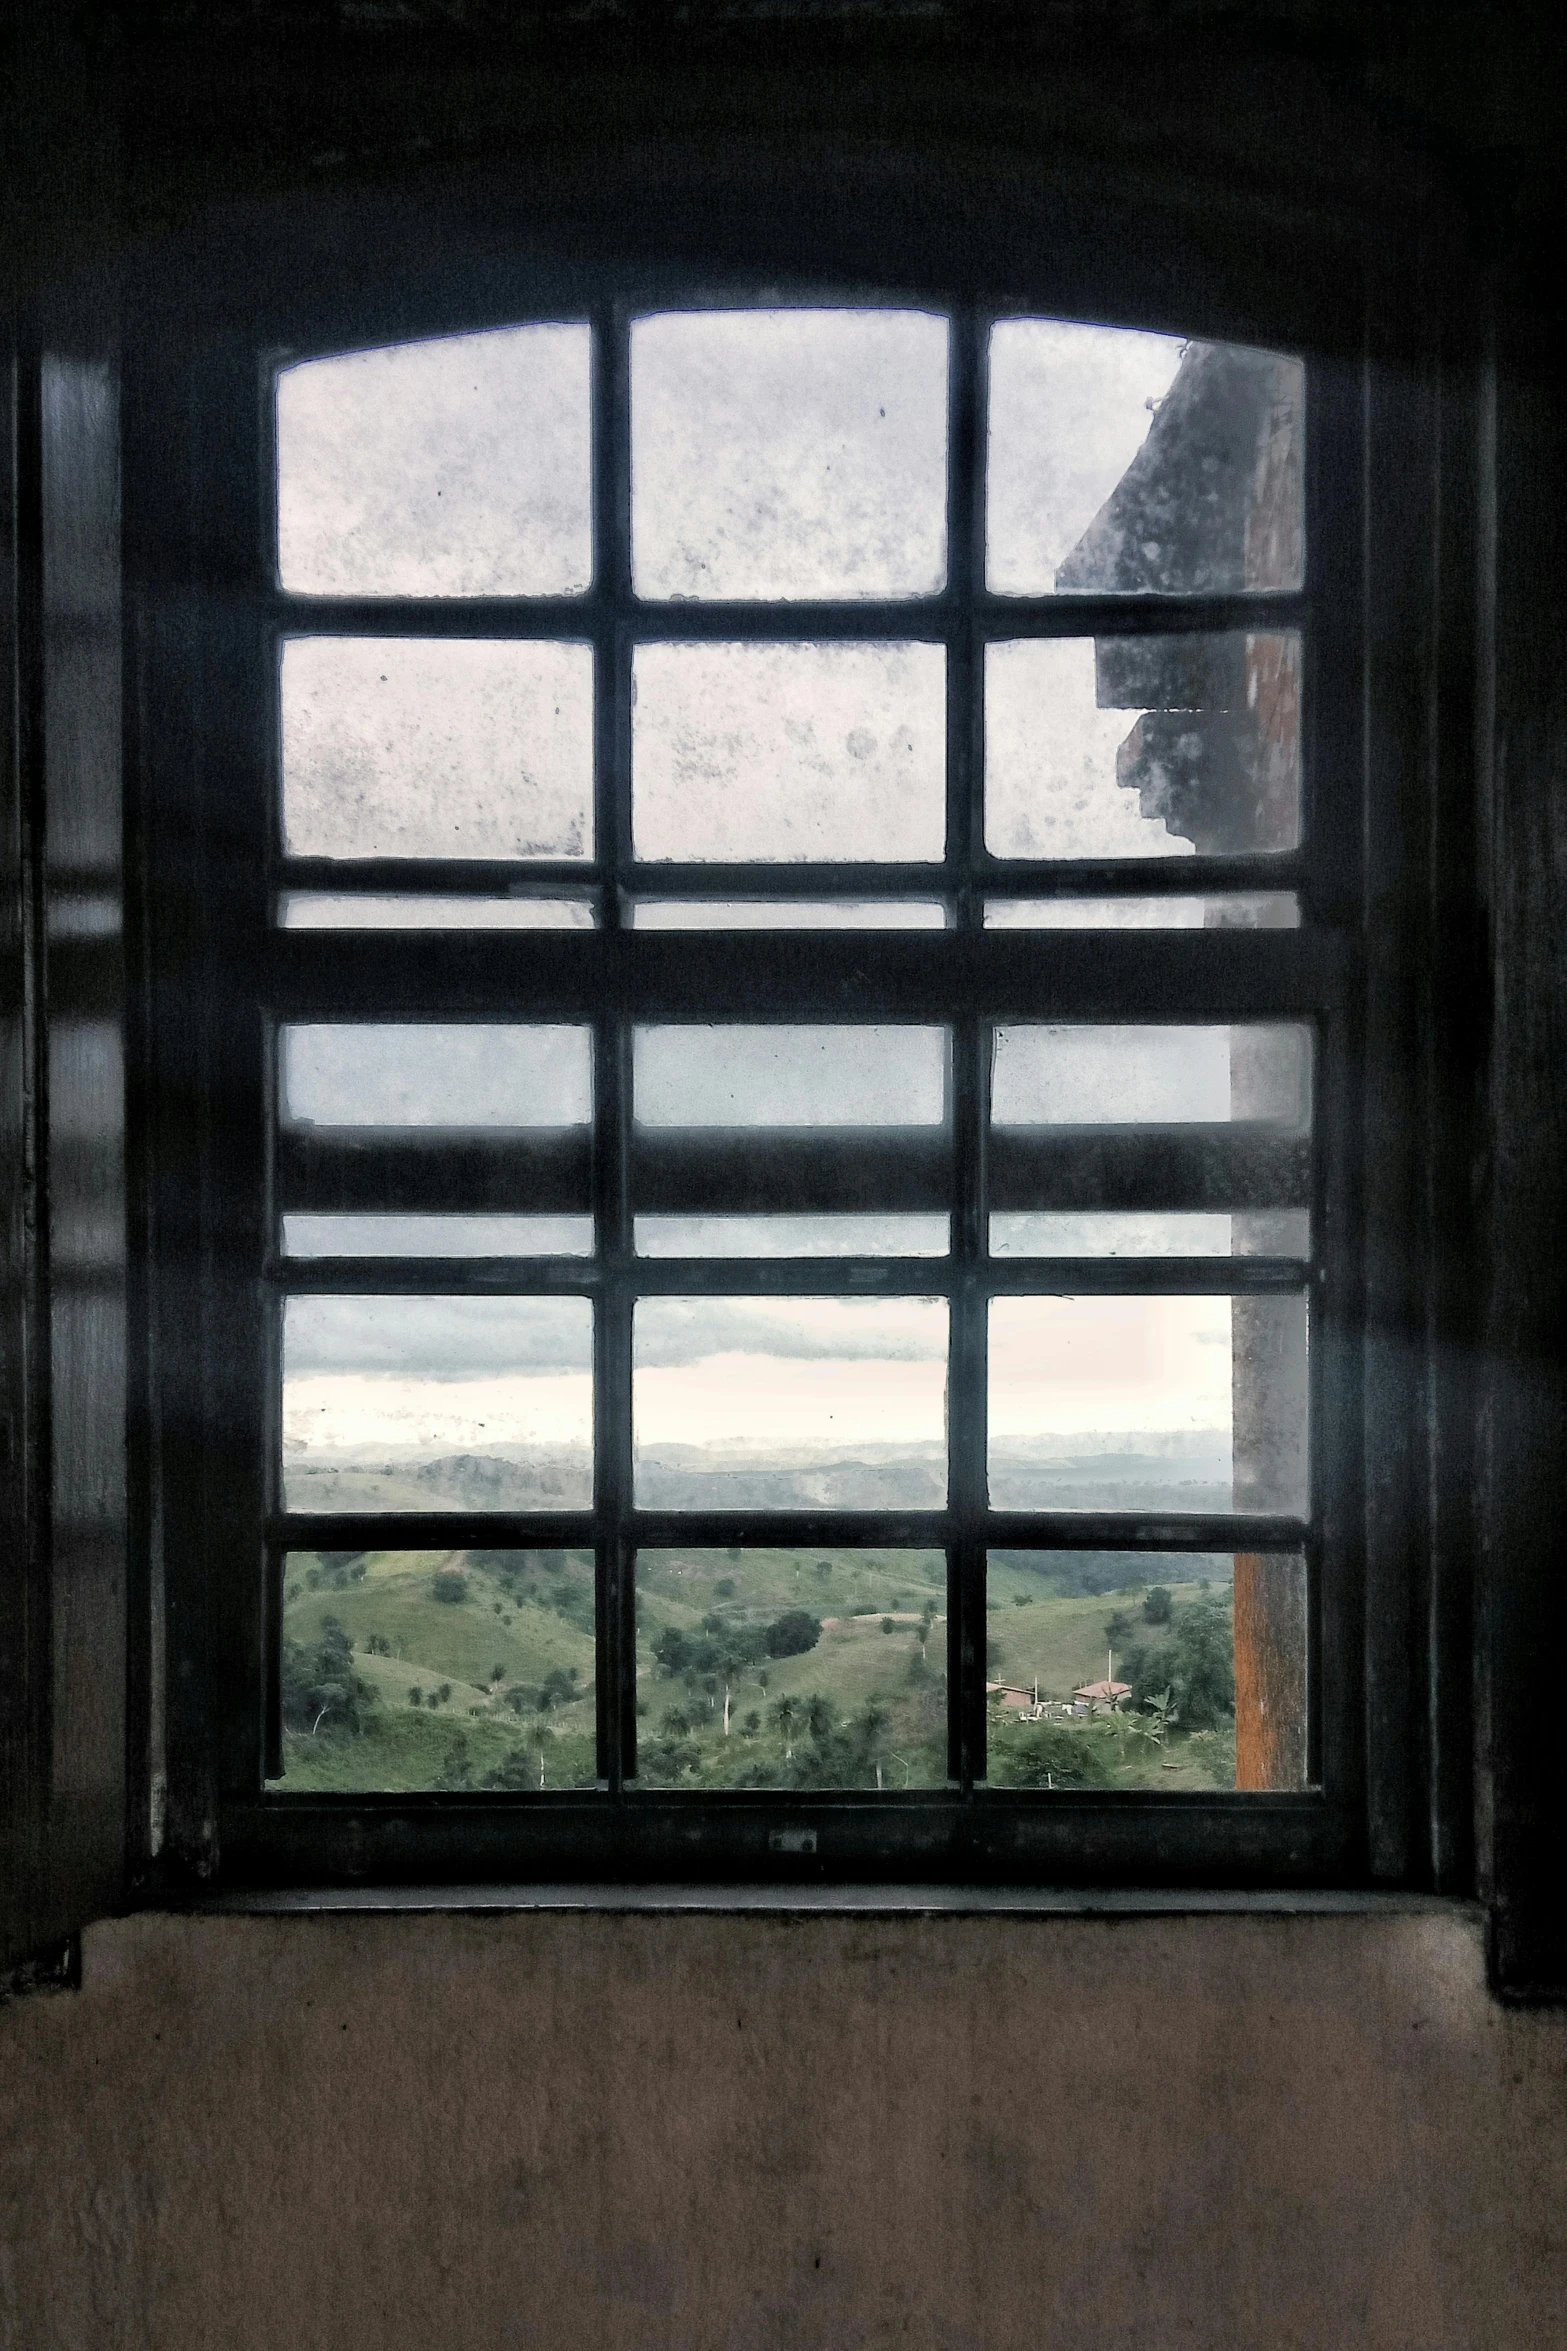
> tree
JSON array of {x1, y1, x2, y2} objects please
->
[
  {"x1": 432, "y1": 1568, "x2": 467, "y2": 1605},
  {"x1": 764, "y1": 1609, "x2": 821, "y2": 1660},
  {"x1": 1142, "y1": 1586, "x2": 1174, "y2": 1626},
  {"x1": 280, "y1": 1616, "x2": 373, "y2": 1738},
  {"x1": 773, "y1": 1695, "x2": 801, "y2": 1758},
  {"x1": 880, "y1": 1616, "x2": 894, "y2": 1635}
]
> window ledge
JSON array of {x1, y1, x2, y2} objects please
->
[{"x1": 162, "y1": 1883, "x2": 1480, "y2": 1921}]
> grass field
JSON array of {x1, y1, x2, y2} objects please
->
[{"x1": 273, "y1": 1545, "x2": 1238, "y2": 1794}]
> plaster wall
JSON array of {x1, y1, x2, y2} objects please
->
[{"x1": 2, "y1": 1905, "x2": 1564, "y2": 2349}]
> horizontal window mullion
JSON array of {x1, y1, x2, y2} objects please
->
[
  {"x1": 983, "y1": 1513, "x2": 1306, "y2": 1549},
  {"x1": 267, "y1": 1254, "x2": 1308, "y2": 1296},
  {"x1": 634, "y1": 1134, "x2": 949, "y2": 1215},
  {"x1": 276, "y1": 858, "x2": 603, "y2": 895},
  {"x1": 275, "y1": 1132, "x2": 590, "y2": 1215},
  {"x1": 975, "y1": 590, "x2": 1308, "y2": 638},
  {"x1": 272, "y1": 1513, "x2": 599, "y2": 1551},
  {"x1": 990, "y1": 1129, "x2": 1311, "y2": 1211}
]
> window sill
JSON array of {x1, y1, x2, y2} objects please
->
[{"x1": 162, "y1": 1883, "x2": 1479, "y2": 1921}]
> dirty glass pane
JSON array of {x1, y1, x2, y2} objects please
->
[
  {"x1": 990, "y1": 1210, "x2": 1310, "y2": 1258},
  {"x1": 277, "y1": 324, "x2": 592, "y2": 597},
  {"x1": 983, "y1": 1550, "x2": 1307, "y2": 1790},
  {"x1": 990, "y1": 1024, "x2": 1311, "y2": 1128},
  {"x1": 985, "y1": 636, "x2": 1301, "y2": 859},
  {"x1": 987, "y1": 1293, "x2": 1308, "y2": 1515},
  {"x1": 987, "y1": 322, "x2": 1303, "y2": 596},
  {"x1": 635, "y1": 1025, "x2": 946, "y2": 1128},
  {"x1": 269, "y1": 1547, "x2": 597, "y2": 1794},
  {"x1": 632, "y1": 309, "x2": 948, "y2": 600},
  {"x1": 985, "y1": 893, "x2": 1299, "y2": 928},
  {"x1": 280, "y1": 894, "x2": 596, "y2": 929},
  {"x1": 282, "y1": 1294, "x2": 593, "y2": 1511},
  {"x1": 635, "y1": 1549, "x2": 947, "y2": 1789},
  {"x1": 283, "y1": 1213, "x2": 594, "y2": 1258},
  {"x1": 280, "y1": 1024, "x2": 591, "y2": 1128},
  {"x1": 281, "y1": 638, "x2": 593, "y2": 861},
  {"x1": 636, "y1": 1214, "x2": 948, "y2": 1257},
  {"x1": 632, "y1": 900, "x2": 945, "y2": 928},
  {"x1": 632, "y1": 642, "x2": 945, "y2": 863},
  {"x1": 634, "y1": 1297, "x2": 947, "y2": 1508}
]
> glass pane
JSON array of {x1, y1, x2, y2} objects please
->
[
  {"x1": 635, "y1": 1025, "x2": 946, "y2": 1128},
  {"x1": 277, "y1": 325, "x2": 592, "y2": 597},
  {"x1": 990, "y1": 1211, "x2": 1309, "y2": 1258},
  {"x1": 988, "y1": 1293, "x2": 1308, "y2": 1515},
  {"x1": 634, "y1": 1297, "x2": 947, "y2": 1507},
  {"x1": 632, "y1": 642, "x2": 945, "y2": 863},
  {"x1": 280, "y1": 894, "x2": 595, "y2": 929},
  {"x1": 984, "y1": 1550, "x2": 1307, "y2": 1790},
  {"x1": 990, "y1": 1024, "x2": 1311, "y2": 1128},
  {"x1": 635, "y1": 1549, "x2": 947, "y2": 1790},
  {"x1": 632, "y1": 900, "x2": 945, "y2": 928},
  {"x1": 280, "y1": 638, "x2": 593, "y2": 861},
  {"x1": 987, "y1": 322, "x2": 1303, "y2": 596},
  {"x1": 283, "y1": 1213, "x2": 594, "y2": 1258},
  {"x1": 986, "y1": 894, "x2": 1298, "y2": 929},
  {"x1": 985, "y1": 635, "x2": 1302, "y2": 859},
  {"x1": 282, "y1": 1295, "x2": 592, "y2": 1511},
  {"x1": 637, "y1": 1214, "x2": 947, "y2": 1258},
  {"x1": 280, "y1": 1024, "x2": 591, "y2": 1129},
  {"x1": 269, "y1": 1547, "x2": 597, "y2": 1793},
  {"x1": 632, "y1": 309, "x2": 948, "y2": 600}
]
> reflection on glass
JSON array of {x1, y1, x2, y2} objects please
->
[
  {"x1": 989, "y1": 1211, "x2": 1309, "y2": 1259},
  {"x1": 280, "y1": 894, "x2": 596, "y2": 929},
  {"x1": 634, "y1": 1025, "x2": 946, "y2": 1128},
  {"x1": 985, "y1": 635, "x2": 1301, "y2": 859},
  {"x1": 983, "y1": 1550, "x2": 1307, "y2": 1791},
  {"x1": 280, "y1": 638, "x2": 593, "y2": 861},
  {"x1": 280, "y1": 1024, "x2": 591, "y2": 1129},
  {"x1": 987, "y1": 322, "x2": 1303, "y2": 596},
  {"x1": 632, "y1": 900, "x2": 946, "y2": 929},
  {"x1": 636, "y1": 1214, "x2": 948, "y2": 1258},
  {"x1": 283, "y1": 1214, "x2": 594, "y2": 1259},
  {"x1": 268, "y1": 1548, "x2": 597, "y2": 1793},
  {"x1": 987, "y1": 1293, "x2": 1308, "y2": 1515},
  {"x1": 277, "y1": 325, "x2": 593, "y2": 597},
  {"x1": 985, "y1": 894, "x2": 1299, "y2": 929},
  {"x1": 282, "y1": 1294, "x2": 592, "y2": 1512},
  {"x1": 632, "y1": 309, "x2": 948, "y2": 600},
  {"x1": 632, "y1": 642, "x2": 945, "y2": 863},
  {"x1": 634, "y1": 1549, "x2": 947, "y2": 1790},
  {"x1": 990, "y1": 1024, "x2": 1311, "y2": 1128},
  {"x1": 634, "y1": 1297, "x2": 947, "y2": 1508}
]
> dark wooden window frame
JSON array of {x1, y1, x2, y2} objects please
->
[{"x1": 123, "y1": 160, "x2": 1466, "y2": 1899}]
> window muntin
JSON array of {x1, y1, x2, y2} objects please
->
[{"x1": 251, "y1": 295, "x2": 1335, "y2": 1846}]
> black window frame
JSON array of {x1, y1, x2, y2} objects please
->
[{"x1": 126, "y1": 166, "x2": 1440, "y2": 1899}]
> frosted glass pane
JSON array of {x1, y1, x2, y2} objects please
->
[
  {"x1": 283, "y1": 1214, "x2": 593, "y2": 1258},
  {"x1": 281, "y1": 894, "x2": 595, "y2": 928},
  {"x1": 281, "y1": 638, "x2": 593, "y2": 861},
  {"x1": 632, "y1": 643, "x2": 945, "y2": 863},
  {"x1": 277, "y1": 325, "x2": 592, "y2": 597},
  {"x1": 632, "y1": 900, "x2": 945, "y2": 928},
  {"x1": 634, "y1": 1297, "x2": 947, "y2": 1507},
  {"x1": 281, "y1": 1024, "x2": 591, "y2": 1128},
  {"x1": 282, "y1": 1295, "x2": 592, "y2": 1511},
  {"x1": 986, "y1": 636, "x2": 1301, "y2": 859},
  {"x1": 635, "y1": 1026, "x2": 946, "y2": 1127},
  {"x1": 632, "y1": 309, "x2": 948, "y2": 600},
  {"x1": 635, "y1": 1548, "x2": 947, "y2": 1790},
  {"x1": 989, "y1": 1294, "x2": 1308, "y2": 1516},
  {"x1": 985, "y1": 894, "x2": 1299, "y2": 929},
  {"x1": 988, "y1": 323, "x2": 1303, "y2": 596},
  {"x1": 990, "y1": 1211, "x2": 1310, "y2": 1258},
  {"x1": 270, "y1": 1547, "x2": 598, "y2": 1794},
  {"x1": 991, "y1": 1025, "x2": 1311, "y2": 1128},
  {"x1": 636, "y1": 1215, "x2": 948, "y2": 1257}
]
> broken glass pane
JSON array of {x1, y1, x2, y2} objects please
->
[
  {"x1": 634, "y1": 1025, "x2": 946, "y2": 1128},
  {"x1": 632, "y1": 309, "x2": 948, "y2": 599},
  {"x1": 634, "y1": 1297, "x2": 948, "y2": 1508},
  {"x1": 985, "y1": 635, "x2": 1301, "y2": 859},
  {"x1": 987, "y1": 322, "x2": 1303, "y2": 596},
  {"x1": 990, "y1": 1025, "x2": 1311, "y2": 1128},
  {"x1": 632, "y1": 642, "x2": 945, "y2": 863},
  {"x1": 277, "y1": 324, "x2": 592, "y2": 597},
  {"x1": 283, "y1": 1213, "x2": 594, "y2": 1258},
  {"x1": 282, "y1": 1294, "x2": 593, "y2": 1511},
  {"x1": 280, "y1": 1024, "x2": 591, "y2": 1128},
  {"x1": 281, "y1": 638, "x2": 593, "y2": 861}
]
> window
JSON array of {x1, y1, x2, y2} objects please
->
[{"x1": 135, "y1": 232, "x2": 1371, "y2": 1889}]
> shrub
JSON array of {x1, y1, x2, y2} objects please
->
[
  {"x1": 764, "y1": 1609, "x2": 821, "y2": 1659},
  {"x1": 1142, "y1": 1586, "x2": 1174, "y2": 1626},
  {"x1": 990, "y1": 1720, "x2": 1114, "y2": 1790},
  {"x1": 432, "y1": 1568, "x2": 467, "y2": 1605}
]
